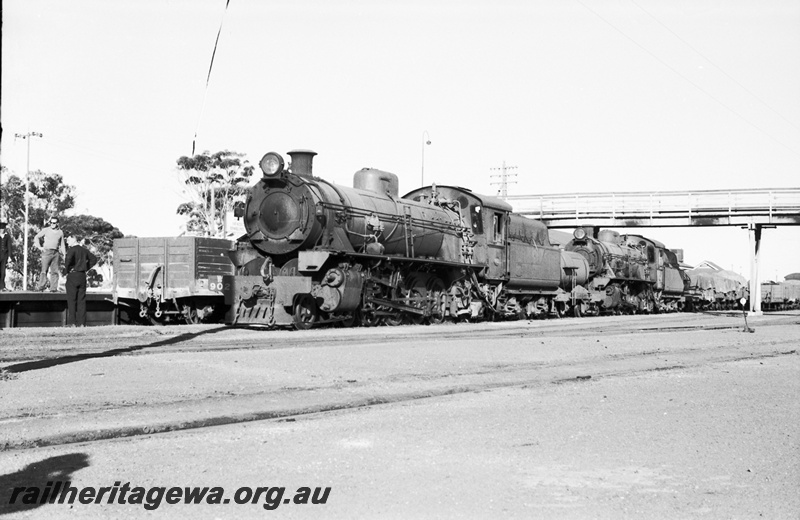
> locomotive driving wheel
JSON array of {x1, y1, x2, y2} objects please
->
[
  {"x1": 360, "y1": 310, "x2": 382, "y2": 327},
  {"x1": 395, "y1": 275, "x2": 431, "y2": 325},
  {"x1": 404, "y1": 285, "x2": 426, "y2": 325},
  {"x1": 427, "y1": 277, "x2": 447, "y2": 324},
  {"x1": 293, "y1": 294, "x2": 319, "y2": 330},
  {"x1": 403, "y1": 278, "x2": 428, "y2": 325},
  {"x1": 359, "y1": 282, "x2": 384, "y2": 327}
]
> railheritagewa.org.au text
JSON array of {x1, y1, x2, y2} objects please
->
[{"x1": 7, "y1": 481, "x2": 331, "y2": 511}]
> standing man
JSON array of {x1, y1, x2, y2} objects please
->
[
  {"x1": 64, "y1": 235, "x2": 97, "y2": 327},
  {"x1": 34, "y1": 216, "x2": 66, "y2": 292},
  {"x1": 0, "y1": 221, "x2": 11, "y2": 291}
]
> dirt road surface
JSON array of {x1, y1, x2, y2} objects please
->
[{"x1": 1, "y1": 311, "x2": 798, "y2": 518}]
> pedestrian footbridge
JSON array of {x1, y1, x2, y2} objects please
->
[
  {"x1": 507, "y1": 188, "x2": 800, "y2": 228},
  {"x1": 505, "y1": 188, "x2": 800, "y2": 313}
]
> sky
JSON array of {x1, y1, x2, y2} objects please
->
[{"x1": 2, "y1": 0, "x2": 799, "y2": 280}]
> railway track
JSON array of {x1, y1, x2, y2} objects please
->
[
  {"x1": 3, "y1": 343, "x2": 796, "y2": 451},
  {"x1": 2, "y1": 312, "x2": 796, "y2": 368},
  {"x1": 2, "y1": 312, "x2": 797, "y2": 450}
]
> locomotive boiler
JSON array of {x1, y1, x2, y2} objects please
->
[{"x1": 223, "y1": 149, "x2": 585, "y2": 328}]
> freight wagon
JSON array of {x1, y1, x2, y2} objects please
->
[{"x1": 113, "y1": 237, "x2": 233, "y2": 324}]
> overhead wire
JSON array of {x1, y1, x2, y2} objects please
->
[
  {"x1": 573, "y1": 0, "x2": 800, "y2": 159},
  {"x1": 630, "y1": 0, "x2": 800, "y2": 136},
  {"x1": 192, "y1": 0, "x2": 232, "y2": 156},
  {"x1": 37, "y1": 137, "x2": 189, "y2": 200},
  {"x1": 43, "y1": 137, "x2": 167, "y2": 173}
]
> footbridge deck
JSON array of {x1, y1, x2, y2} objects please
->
[
  {"x1": 508, "y1": 188, "x2": 800, "y2": 228},
  {"x1": 506, "y1": 188, "x2": 800, "y2": 313}
]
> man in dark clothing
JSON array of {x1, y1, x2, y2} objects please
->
[
  {"x1": 0, "y1": 221, "x2": 11, "y2": 291},
  {"x1": 64, "y1": 236, "x2": 97, "y2": 327}
]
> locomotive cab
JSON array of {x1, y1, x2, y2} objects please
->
[{"x1": 405, "y1": 186, "x2": 561, "y2": 290}]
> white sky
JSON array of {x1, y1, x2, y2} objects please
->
[{"x1": 2, "y1": 0, "x2": 799, "y2": 280}]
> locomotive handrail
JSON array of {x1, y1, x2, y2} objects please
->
[{"x1": 317, "y1": 201, "x2": 467, "y2": 235}]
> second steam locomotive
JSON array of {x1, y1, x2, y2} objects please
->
[{"x1": 222, "y1": 149, "x2": 688, "y2": 329}]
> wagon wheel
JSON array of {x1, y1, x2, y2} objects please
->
[
  {"x1": 182, "y1": 304, "x2": 201, "y2": 325},
  {"x1": 293, "y1": 294, "x2": 318, "y2": 330},
  {"x1": 148, "y1": 315, "x2": 167, "y2": 326}
]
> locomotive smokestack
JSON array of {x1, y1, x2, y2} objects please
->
[{"x1": 288, "y1": 149, "x2": 317, "y2": 177}]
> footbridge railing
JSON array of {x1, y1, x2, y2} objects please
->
[{"x1": 507, "y1": 188, "x2": 800, "y2": 228}]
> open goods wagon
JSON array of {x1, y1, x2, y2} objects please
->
[
  {"x1": 761, "y1": 280, "x2": 800, "y2": 311},
  {"x1": 113, "y1": 237, "x2": 233, "y2": 324}
]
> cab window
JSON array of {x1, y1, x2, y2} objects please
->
[
  {"x1": 470, "y1": 205, "x2": 483, "y2": 234},
  {"x1": 493, "y1": 212, "x2": 505, "y2": 244}
]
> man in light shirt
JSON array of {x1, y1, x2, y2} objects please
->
[{"x1": 34, "y1": 216, "x2": 66, "y2": 292}]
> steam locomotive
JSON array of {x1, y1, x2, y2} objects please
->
[{"x1": 222, "y1": 149, "x2": 688, "y2": 328}]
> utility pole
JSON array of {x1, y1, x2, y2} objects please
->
[
  {"x1": 489, "y1": 161, "x2": 517, "y2": 199},
  {"x1": 14, "y1": 131, "x2": 43, "y2": 290}
]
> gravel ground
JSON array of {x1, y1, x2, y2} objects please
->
[{"x1": 1, "y1": 311, "x2": 798, "y2": 518}]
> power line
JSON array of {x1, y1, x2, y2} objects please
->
[
  {"x1": 630, "y1": 0, "x2": 800, "y2": 135},
  {"x1": 192, "y1": 0, "x2": 232, "y2": 156},
  {"x1": 18, "y1": 137, "x2": 189, "y2": 201},
  {"x1": 573, "y1": 0, "x2": 800, "y2": 159},
  {"x1": 43, "y1": 137, "x2": 163, "y2": 170},
  {"x1": 490, "y1": 161, "x2": 518, "y2": 200}
]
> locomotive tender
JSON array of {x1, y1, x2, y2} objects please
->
[{"x1": 223, "y1": 149, "x2": 686, "y2": 328}]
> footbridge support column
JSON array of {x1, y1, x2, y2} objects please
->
[{"x1": 748, "y1": 223, "x2": 762, "y2": 314}]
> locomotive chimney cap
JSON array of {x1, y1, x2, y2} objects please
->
[
  {"x1": 287, "y1": 149, "x2": 317, "y2": 156},
  {"x1": 287, "y1": 150, "x2": 317, "y2": 177}
]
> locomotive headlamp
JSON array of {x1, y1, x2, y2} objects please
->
[
  {"x1": 259, "y1": 152, "x2": 285, "y2": 177},
  {"x1": 573, "y1": 228, "x2": 587, "y2": 240}
]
